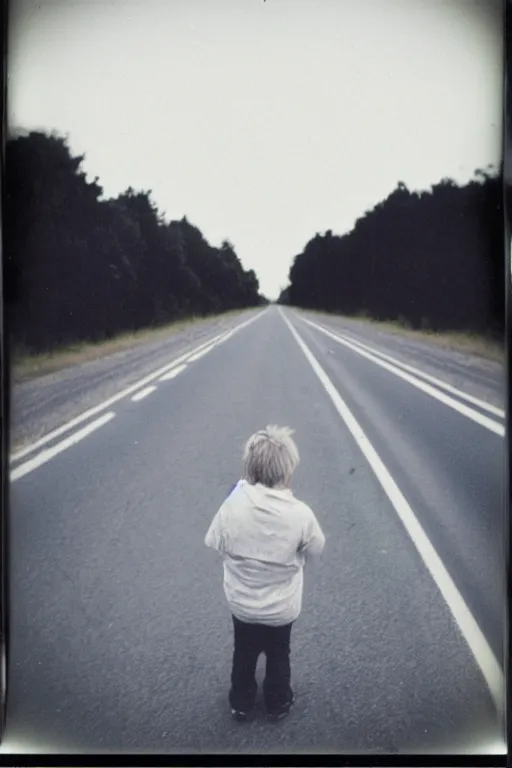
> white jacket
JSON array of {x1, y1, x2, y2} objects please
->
[{"x1": 205, "y1": 480, "x2": 325, "y2": 626}]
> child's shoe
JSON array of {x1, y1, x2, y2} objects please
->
[
  {"x1": 229, "y1": 685, "x2": 257, "y2": 721},
  {"x1": 267, "y1": 691, "x2": 294, "y2": 720},
  {"x1": 231, "y1": 707, "x2": 254, "y2": 722}
]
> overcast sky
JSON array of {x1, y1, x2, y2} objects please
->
[{"x1": 9, "y1": 0, "x2": 503, "y2": 299}]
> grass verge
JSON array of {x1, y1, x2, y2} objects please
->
[
  {"x1": 10, "y1": 308, "x2": 256, "y2": 384},
  {"x1": 304, "y1": 310, "x2": 504, "y2": 364}
]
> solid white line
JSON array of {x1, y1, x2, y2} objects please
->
[
  {"x1": 159, "y1": 364, "x2": 187, "y2": 382},
  {"x1": 299, "y1": 315, "x2": 504, "y2": 437},
  {"x1": 11, "y1": 411, "x2": 116, "y2": 482},
  {"x1": 216, "y1": 331, "x2": 235, "y2": 344},
  {"x1": 11, "y1": 311, "x2": 266, "y2": 463},
  {"x1": 131, "y1": 386, "x2": 157, "y2": 402},
  {"x1": 187, "y1": 345, "x2": 215, "y2": 362},
  {"x1": 279, "y1": 309, "x2": 504, "y2": 715},
  {"x1": 299, "y1": 314, "x2": 504, "y2": 419}
]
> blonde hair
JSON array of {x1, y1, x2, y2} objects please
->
[{"x1": 243, "y1": 425, "x2": 299, "y2": 488}]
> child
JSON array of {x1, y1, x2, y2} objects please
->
[{"x1": 204, "y1": 425, "x2": 325, "y2": 721}]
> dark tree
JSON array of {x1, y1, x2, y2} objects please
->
[
  {"x1": 286, "y1": 172, "x2": 504, "y2": 337},
  {"x1": 5, "y1": 130, "x2": 263, "y2": 354}
]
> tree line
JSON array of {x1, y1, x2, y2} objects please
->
[
  {"x1": 5, "y1": 131, "x2": 266, "y2": 354},
  {"x1": 279, "y1": 172, "x2": 504, "y2": 337}
]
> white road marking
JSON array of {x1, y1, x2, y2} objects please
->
[
  {"x1": 299, "y1": 315, "x2": 504, "y2": 437},
  {"x1": 159, "y1": 364, "x2": 187, "y2": 382},
  {"x1": 11, "y1": 310, "x2": 266, "y2": 463},
  {"x1": 11, "y1": 411, "x2": 116, "y2": 482},
  {"x1": 217, "y1": 331, "x2": 235, "y2": 343},
  {"x1": 187, "y1": 345, "x2": 215, "y2": 362},
  {"x1": 280, "y1": 308, "x2": 504, "y2": 716},
  {"x1": 299, "y1": 314, "x2": 504, "y2": 419},
  {"x1": 131, "y1": 386, "x2": 157, "y2": 402}
]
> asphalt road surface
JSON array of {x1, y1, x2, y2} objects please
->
[
  {"x1": 10, "y1": 310, "x2": 263, "y2": 453},
  {"x1": 4, "y1": 306, "x2": 506, "y2": 755}
]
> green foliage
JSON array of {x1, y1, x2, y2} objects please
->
[{"x1": 5, "y1": 131, "x2": 262, "y2": 353}]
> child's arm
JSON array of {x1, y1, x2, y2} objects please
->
[
  {"x1": 205, "y1": 483, "x2": 241, "y2": 554},
  {"x1": 204, "y1": 507, "x2": 225, "y2": 554},
  {"x1": 299, "y1": 509, "x2": 326, "y2": 559}
]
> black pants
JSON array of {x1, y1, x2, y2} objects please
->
[{"x1": 229, "y1": 615, "x2": 294, "y2": 714}]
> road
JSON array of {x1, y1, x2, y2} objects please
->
[
  {"x1": 10, "y1": 310, "x2": 263, "y2": 454},
  {"x1": 4, "y1": 306, "x2": 506, "y2": 755}
]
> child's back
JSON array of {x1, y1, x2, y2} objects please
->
[{"x1": 215, "y1": 479, "x2": 323, "y2": 626}]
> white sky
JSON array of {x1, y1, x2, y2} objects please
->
[{"x1": 8, "y1": 0, "x2": 503, "y2": 300}]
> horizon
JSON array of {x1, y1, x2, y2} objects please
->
[{"x1": 9, "y1": 0, "x2": 503, "y2": 299}]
